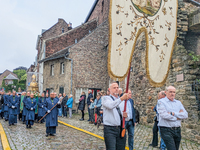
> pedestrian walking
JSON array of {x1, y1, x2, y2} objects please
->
[
  {"x1": 157, "y1": 86, "x2": 188, "y2": 150},
  {"x1": 0, "y1": 91, "x2": 5, "y2": 119},
  {"x1": 66, "y1": 94, "x2": 73, "y2": 118},
  {"x1": 22, "y1": 92, "x2": 29, "y2": 124},
  {"x1": 8, "y1": 91, "x2": 19, "y2": 126},
  {"x1": 44, "y1": 92, "x2": 61, "y2": 137},
  {"x1": 61, "y1": 93, "x2": 68, "y2": 117},
  {"x1": 102, "y1": 82, "x2": 129, "y2": 150},
  {"x1": 4, "y1": 91, "x2": 11, "y2": 121},
  {"x1": 38, "y1": 92, "x2": 46, "y2": 123},
  {"x1": 87, "y1": 90, "x2": 93, "y2": 121},
  {"x1": 25, "y1": 93, "x2": 36, "y2": 128},
  {"x1": 78, "y1": 92, "x2": 86, "y2": 121},
  {"x1": 125, "y1": 90, "x2": 136, "y2": 150}
]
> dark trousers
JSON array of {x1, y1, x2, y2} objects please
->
[
  {"x1": 151, "y1": 121, "x2": 158, "y2": 146},
  {"x1": 81, "y1": 110, "x2": 84, "y2": 119},
  {"x1": 88, "y1": 105, "x2": 91, "y2": 120},
  {"x1": 62, "y1": 106, "x2": 67, "y2": 117},
  {"x1": 26, "y1": 120, "x2": 34, "y2": 126},
  {"x1": 104, "y1": 125, "x2": 126, "y2": 150},
  {"x1": 160, "y1": 127, "x2": 181, "y2": 150},
  {"x1": 46, "y1": 126, "x2": 56, "y2": 134},
  {"x1": 89, "y1": 109, "x2": 94, "y2": 122}
]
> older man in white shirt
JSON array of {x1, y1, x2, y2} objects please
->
[
  {"x1": 102, "y1": 82, "x2": 129, "y2": 150},
  {"x1": 157, "y1": 86, "x2": 188, "y2": 150}
]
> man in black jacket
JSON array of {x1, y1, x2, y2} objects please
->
[
  {"x1": 61, "y1": 93, "x2": 68, "y2": 117},
  {"x1": 87, "y1": 90, "x2": 93, "y2": 121}
]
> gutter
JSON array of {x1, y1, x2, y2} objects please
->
[
  {"x1": 186, "y1": 0, "x2": 200, "y2": 6},
  {"x1": 84, "y1": 0, "x2": 99, "y2": 23},
  {"x1": 64, "y1": 52, "x2": 73, "y2": 95}
]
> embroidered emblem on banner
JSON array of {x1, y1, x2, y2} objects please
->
[{"x1": 108, "y1": 0, "x2": 177, "y2": 87}]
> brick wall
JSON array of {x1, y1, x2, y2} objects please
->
[
  {"x1": 87, "y1": 0, "x2": 110, "y2": 25},
  {"x1": 45, "y1": 19, "x2": 98, "y2": 57}
]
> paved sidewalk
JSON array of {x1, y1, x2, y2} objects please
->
[{"x1": 0, "y1": 112, "x2": 199, "y2": 150}]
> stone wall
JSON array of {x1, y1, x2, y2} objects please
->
[
  {"x1": 119, "y1": 1, "x2": 200, "y2": 144},
  {"x1": 43, "y1": 57, "x2": 71, "y2": 95},
  {"x1": 45, "y1": 19, "x2": 98, "y2": 57}
]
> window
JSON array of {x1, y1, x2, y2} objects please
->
[
  {"x1": 101, "y1": 0, "x2": 104, "y2": 13},
  {"x1": 75, "y1": 39, "x2": 77, "y2": 43},
  {"x1": 60, "y1": 62, "x2": 65, "y2": 74},
  {"x1": 62, "y1": 28, "x2": 64, "y2": 33},
  {"x1": 50, "y1": 64, "x2": 54, "y2": 76},
  {"x1": 8, "y1": 81, "x2": 13, "y2": 85},
  {"x1": 59, "y1": 87, "x2": 64, "y2": 95}
]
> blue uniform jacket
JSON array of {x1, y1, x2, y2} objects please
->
[
  {"x1": 22, "y1": 96, "x2": 28, "y2": 116},
  {"x1": 4, "y1": 95, "x2": 10, "y2": 112},
  {"x1": 44, "y1": 97, "x2": 61, "y2": 127},
  {"x1": 8, "y1": 96, "x2": 19, "y2": 115},
  {"x1": 38, "y1": 97, "x2": 46, "y2": 117},
  {"x1": 25, "y1": 97, "x2": 36, "y2": 121}
]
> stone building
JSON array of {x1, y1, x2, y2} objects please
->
[
  {"x1": 0, "y1": 70, "x2": 18, "y2": 87},
  {"x1": 38, "y1": 0, "x2": 200, "y2": 143}
]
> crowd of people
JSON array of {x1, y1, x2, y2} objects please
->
[
  {"x1": 0, "y1": 91, "x2": 73, "y2": 137},
  {"x1": 0, "y1": 83, "x2": 188, "y2": 150}
]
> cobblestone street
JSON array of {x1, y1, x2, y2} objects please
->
[{"x1": 0, "y1": 113, "x2": 199, "y2": 150}]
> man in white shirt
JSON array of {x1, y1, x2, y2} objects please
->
[
  {"x1": 157, "y1": 86, "x2": 188, "y2": 150},
  {"x1": 102, "y1": 82, "x2": 129, "y2": 150}
]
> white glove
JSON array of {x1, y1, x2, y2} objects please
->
[
  {"x1": 57, "y1": 101, "x2": 61, "y2": 105},
  {"x1": 12, "y1": 106, "x2": 15, "y2": 109},
  {"x1": 42, "y1": 105, "x2": 43, "y2": 108},
  {"x1": 30, "y1": 108, "x2": 33, "y2": 110},
  {"x1": 47, "y1": 110, "x2": 51, "y2": 113},
  {"x1": 7, "y1": 104, "x2": 9, "y2": 106}
]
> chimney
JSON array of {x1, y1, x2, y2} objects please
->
[{"x1": 68, "y1": 22, "x2": 72, "y2": 30}]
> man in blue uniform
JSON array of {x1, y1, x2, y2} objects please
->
[
  {"x1": 38, "y1": 92, "x2": 46, "y2": 123},
  {"x1": 22, "y1": 92, "x2": 29, "y2": 124},
  {"x1": 8, "y1": 91, "x2": 19, "y2": 126},
  {"x1": 44, "y1": 92, "x2": 61, "y2": 137},
  {"x1": 4, "y1": 91, "x2": 11, "y2": 121},
  {"x1": 25, "y1": 93, "x2": 36, "y2": 128}
]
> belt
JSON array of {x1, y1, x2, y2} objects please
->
[
  {"x1": 104, "y1": 125, "x2": 121, "y2": 128},
  {"x1": 160, "y1": 126, "x2": 180, "y2": 130}
]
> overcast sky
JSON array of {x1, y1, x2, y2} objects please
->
[{"x1": 0, "y1": 0, "x2": 95, "y2": 73}]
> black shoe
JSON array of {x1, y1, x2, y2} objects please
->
[
  {"x1": 29, "y1": 125, "x2": 32, "y2": 128},
  {"x1": 9, "y1": 124, "x2": 11, "y2": 126},
  {"x1": 79, "y1": 118, "x2": 84, "y2": 121},
  {"x1": 46, "y1": 134, "x2": 49, "y2": 137},
  {"x1": 94, "y1": 123, "x2": 97, "y2": 125},
  {"x1": 26, "y1": 125, "x2": 29, "y2": 128},
  {"x1": 50, "y1": 134, "x2": 55, "y2": 136},
  {"x1": 87, "y1": 119, "x2": 90, "y2": 121},
  {"x1": 149, "y1": 144, "x2": 157, "y2": 147}
]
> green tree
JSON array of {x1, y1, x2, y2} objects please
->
[{"x1": 13, "y1": 70, "x2": 26, "y2": 79}]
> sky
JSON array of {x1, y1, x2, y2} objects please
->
[{"x1": 0, "y1": 0, "x2": 95, "y2": 73}]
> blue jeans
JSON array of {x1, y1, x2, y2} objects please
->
[
  {"x1": 158, "y1": 126, "x2": 166, "y2": 150},
  {"x1": 58, "y1": 107, "x2": 62, "y2": 116},
  {"x1": 125, "y1": 121, "x2": 134, "y2": 150}
]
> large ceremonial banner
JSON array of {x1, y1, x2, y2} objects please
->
[{"x1": 108, "y1": 0, "x2": 178, "y2": 87}]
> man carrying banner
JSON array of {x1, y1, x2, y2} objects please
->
[
  {"x1": 44, "y1": 92, "x2": 61, "y2": 137},
  {"x1": 102, "y1": 82, "x2": 129, "y2": 150}
]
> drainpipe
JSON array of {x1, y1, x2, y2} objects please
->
[{"x1": 64, "y1": 53, "x2": 73, "y2": 95}]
